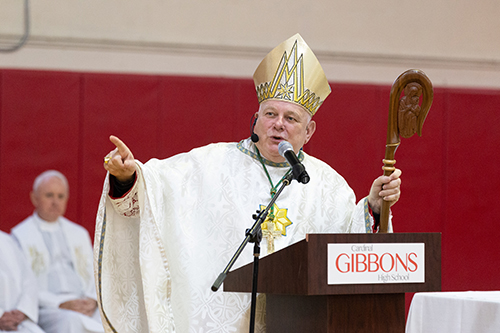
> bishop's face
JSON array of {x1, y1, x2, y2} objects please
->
[{"x1": 253, "y1": 100, "x2": 316, "y2": 163}]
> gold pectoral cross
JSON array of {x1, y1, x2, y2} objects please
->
[
  {"x1": 260, "y1": 204, "x2": 292, "y2": 254},
  {"x1": 262, "y1": 221, "x2": 282, "y2": 254}
]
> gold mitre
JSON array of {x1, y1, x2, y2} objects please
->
[{"x1": 253, "y1": 33, "x2": 331, "y2": 116}]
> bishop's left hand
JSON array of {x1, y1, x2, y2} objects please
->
[{"x1": 367, "y1": 168, "x2": 402, "y2": 215}]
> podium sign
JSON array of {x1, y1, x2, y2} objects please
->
[
  {"x1": 224, "y1": 233, "x2": 441, "y2": 332},
  {"x1": 327, "y1": 243, "x2": 425, "y2": 285}
]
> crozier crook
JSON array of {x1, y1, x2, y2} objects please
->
[{"x1": 379, "y1": 69, "x2": 433, "y2": 233}]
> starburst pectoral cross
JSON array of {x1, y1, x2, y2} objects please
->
[
  {"x1": 260, "y1": 204, "x2": 292, "y2": 254},
  {"x1": 262, "y1": 221, "x2": 282, "y2": 254}
]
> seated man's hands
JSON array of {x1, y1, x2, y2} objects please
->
[
  {"x1": 0, "y1": 310, "x2": 27, "y2": 331},
  {"x1": 60, "y1": 298, "x2": 98, "y2": 317}
]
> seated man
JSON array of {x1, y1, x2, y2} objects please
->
[
  {"x1": 0, "y1": 230, "x2": 45, "y2": 333},
  {"x1": 11, "y1": 170, "x2": 103, "y2": 333}
]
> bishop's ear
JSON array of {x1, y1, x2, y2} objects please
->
[{"x1": 304, "y1": 120, "x2": 316, "y2": 144}]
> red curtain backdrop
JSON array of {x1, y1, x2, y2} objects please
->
[{"x1": 1, "y1": 69, "x2": 499, "y2": 314}]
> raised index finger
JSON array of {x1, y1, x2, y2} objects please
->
[{"x1": 109, "y1": 135, "x2": 133, "y2": 159}]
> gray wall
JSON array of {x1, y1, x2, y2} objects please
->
[{"x1": 1, "y1": 0, "x2": 500, "y2": 87}]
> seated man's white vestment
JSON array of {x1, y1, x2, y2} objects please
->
[
  {"x1": 12, "y1": 214, "x2": 104, "y2": 333},
  {"x1": 0, "y1": 231, "x2": 45, "y2": 333}
]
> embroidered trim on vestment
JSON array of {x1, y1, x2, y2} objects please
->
[
  {"x1": 363, "y1": 198, "x2": 373, "y2": 233},
  {"x1": 237, "y1": 139, "x2": 304, "y2": 167},
  {"x1": 97, "y1": 209, "x2": 119, "y2": 333}
]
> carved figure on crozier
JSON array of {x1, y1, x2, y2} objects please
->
[{"x1": 398, "y1": 82, "x2": 423, "y2": 138}]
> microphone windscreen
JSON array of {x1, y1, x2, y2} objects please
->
[
  {"x1": 278, "y1": 141, "x2": 293, "y2": 157},
  {"x1": 251, "y1": 133, "x2": 259, "y2": 143}
]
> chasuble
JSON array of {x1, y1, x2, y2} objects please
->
[{"x1": 95, "y1": 138, "x2": 391, "y2": 333}]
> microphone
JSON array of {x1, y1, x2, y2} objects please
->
[
  {"x1": 278, "y1": 141, "x2": 310, "y2": 184},
  {"x1": 250, "y1": 116, "x2": 259, "y2": 142}
]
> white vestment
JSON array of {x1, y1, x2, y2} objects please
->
[
  {"x1": 11, "y1": 214, "x2": 104, "y2": 333},
  {"x1": 0, "y1": 231, "x2": 44, "y2": 333},
  {"x1": 94, "y1": 139, "x2": 392, "y2": 333}
]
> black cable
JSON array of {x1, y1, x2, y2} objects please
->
[{"x1": 0, "y1": 0, "x2": 30, "y2": 53}]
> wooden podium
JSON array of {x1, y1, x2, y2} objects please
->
[{"x1": 224, "y1": 233, "x2": 441, "y2": 333}]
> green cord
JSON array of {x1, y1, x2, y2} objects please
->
[{"x1": 255, "y1": 147, "x2": 292, "y2": 199}]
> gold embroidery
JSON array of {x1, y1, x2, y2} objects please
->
[
  {"x1": 75, "y1": 246, "x2": 90, "y2": 283},
  {"x1": 29, "y1": 246, "x2": 45, "y2": 276}
]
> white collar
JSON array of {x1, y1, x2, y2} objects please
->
[{"x1": 33, "y1": 212, "x2": 61, "y2": 232}]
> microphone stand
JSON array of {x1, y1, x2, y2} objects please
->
[{"x1": 211, "y1": 172, "x2": 294, "y2": 333}]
